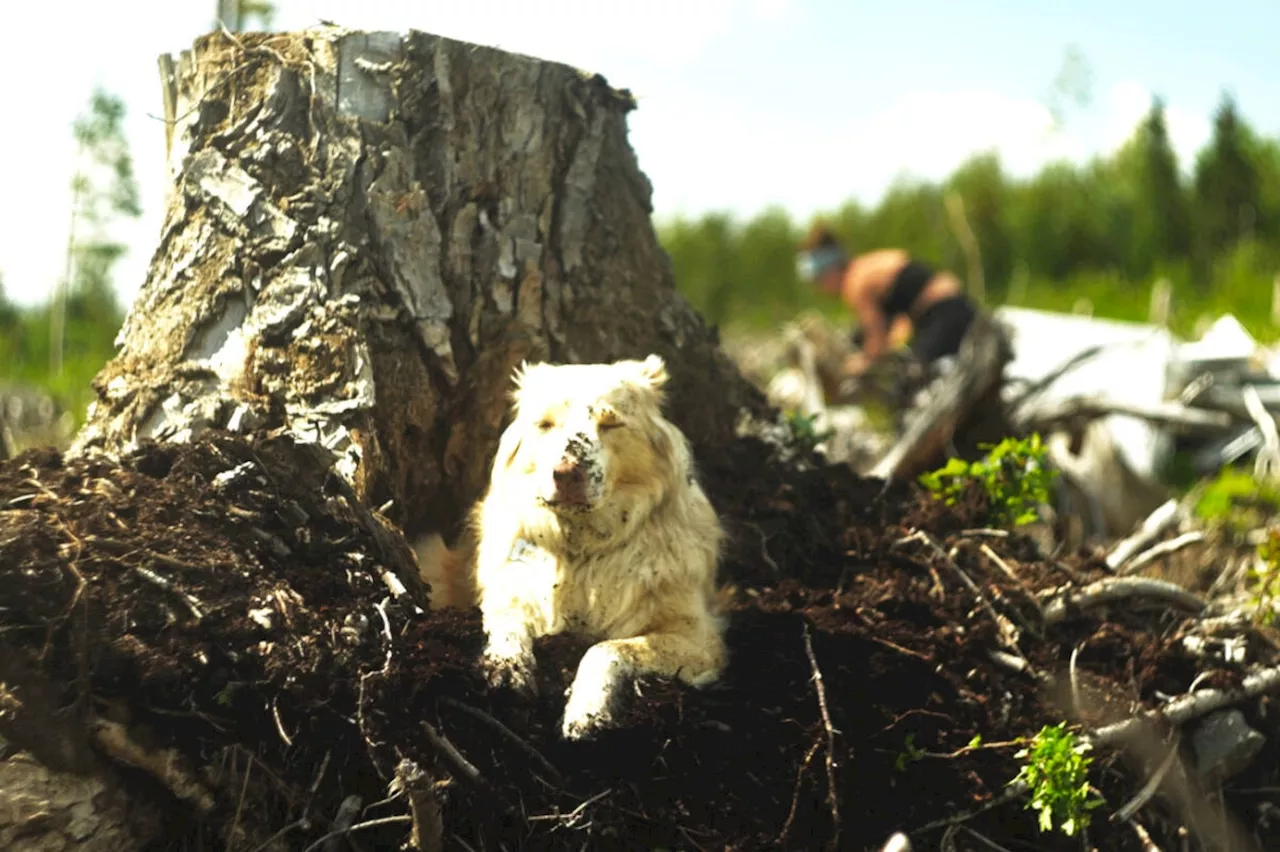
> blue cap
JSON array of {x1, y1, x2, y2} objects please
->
[{"x1": 796, "y1": 245, "x2": 847, "y2": 282}]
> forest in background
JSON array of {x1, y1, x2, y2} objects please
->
[
  {"x1": 3, "y1": 36, "x2": 1279, "y2": 426},
  {"x1": 660, "y1": 93, "x2": 1280, "y2": 343}
]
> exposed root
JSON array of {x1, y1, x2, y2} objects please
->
[{"x1": 802, "y1": 622, "x2": 841, "y2": 849}]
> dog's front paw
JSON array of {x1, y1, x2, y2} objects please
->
[
  {"x1": 480, "y1": 642, "x2": 538, "y2": 697},
  {"x1": 561, "y1": 644, "x2": 626, "y2": 740}
]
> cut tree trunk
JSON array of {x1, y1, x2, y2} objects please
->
[
  {"x1": 8, "y1": 24, "x2": 773, "y2": 851},
  {"x1": 74, "y1": 24, "x2": 768, "y2": 542}
]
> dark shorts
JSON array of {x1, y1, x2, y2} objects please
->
[{"x1": 910, "y1": 295, "x2": 977, "y2": 363}]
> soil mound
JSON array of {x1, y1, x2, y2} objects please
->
[{"x1": 0, "y1": 431, "x2": 1275, "y2": 851}]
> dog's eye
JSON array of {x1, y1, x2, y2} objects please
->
[{"x1": 537, "y1": 418, "x2": 555, "y2": 432}]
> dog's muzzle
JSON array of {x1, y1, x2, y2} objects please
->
[
  {"x1": 551, "y1": 454, "x2": 589, "y2": 507},
  {"x1": 543, "y1": 432, "x2": 597, "y2": 510}
]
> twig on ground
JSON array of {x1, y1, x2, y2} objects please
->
[
  {"x1": 1106, "y1": 499, "x2": 1180, "y2": 571},
  {"x1": 127, "y1": 562, "x2": 207, "y2": 620},
  {"x1": 910, "y1": 782, "x2": 1028, "y2": 835},
  {"x1": 802, "y1": 622, "x2": 841, "y2": 848},
  {"x1": 527, "y1": 788, "x2": 613, "y2": 828},
  {"x1": 777, "y1": 740, "x2": 821, "y2": 844},
  {"x1": 247, "y1": 819, "x2": 310, "y2": 852},
  {"x1": 298, "y1": 815, "x2": 413, "y2": 852},
  {"x1": 1130, "y1": 821, "x2": 1163, "y2": 851},
  {"x1": 227, "y1": 755, "x2": 254, "y2": 852},
  {"x1": 1112, "y1": 733, "x2": 1182, "y2": 824},
  {"x1": 450, "y1": 834, "x2": 480, "y2": 852},
  {"x1": 1089, "y1": 664, "x2": 1280, "y2": 748},
  {"x1": 977, "y1": 542, "x2": 1044, "y2": 620},
  {"x1": 916, "y1": 738, "x2": 1024, "y2": 759},
  {"x1": 439, "y1": 696, "x2": 562, "y2": 780},
  {"x1": 321, "y1": 795, "x2": 362, "y2": 852},
  {"x1": 1119, "y1": 532, "x2": 1206, "y2": 577},
  {"x1": 1041, "y1": 577, "x2": 1206, "y2": 626},
  {"x1": 271, "y1": 697, "x2": 294, "y2": 747},
  {"x1": 958, "y1": 528, "x2": 1009, "y2": 539},
  {"x1": 959, "y1": 825, "x2": 1015, "y2": 852},
  {"x1": 976, "y1": 542, "x2": 1022, "y2": 587},
  {"x1": 356, "y1": 672, "x2": 385, "y2": 781},
  {"x1": 421, "y1": 720, "x2": 483, "y2": 785},
  {"x1": 867, "y1": 634, "x2": 931, "y2": 662},
  {"x1": 989, "y1": 650, "x2": 1033, "y2": 675},
  {"x1": 1244, "y1": 384, "x2": 1280, "y2": 481},
  {"x1": 84, "y1": 533, "x2": 205, "y2": 573},
  {"x1": 897, "y1": 530, "x2": 1031, "y2": 665}
]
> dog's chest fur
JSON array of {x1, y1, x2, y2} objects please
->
[{"x1": 506, "y1": 535, "x2": 663, "y2": 639}]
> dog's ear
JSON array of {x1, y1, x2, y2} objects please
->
[
  {"x1": 511, "y1": 360, "x2": 530, "y2": 391},
  {"x1": 636, "y1": 354, "x2": 669, "y2": 391},
  {"x1": 509, "y1": 360, "x2": 540, "y2": 408}
]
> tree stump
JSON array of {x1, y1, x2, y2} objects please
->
[
  {"x1": 75, "y1": 25, "x2": 767, "y2": 542},
  {"x1": 5, "y1": 25, "x2": 779, "y2": 851}
]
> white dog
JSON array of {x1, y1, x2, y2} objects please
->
[{"x1": 417, "y1": 354, "x2": 729, "y2": 739}]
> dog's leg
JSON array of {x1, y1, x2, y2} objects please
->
[
  {"x1": 561, "y1": 627, "x2": 725, "y2": 740},
  {"x1": 477, "y1": 600, "x2": 542, "y2": 696}
]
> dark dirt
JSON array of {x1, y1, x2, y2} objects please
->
[{"x1": 0, "y1": 430, "x2": 1277, "y2": 852}]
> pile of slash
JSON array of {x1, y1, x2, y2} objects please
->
[{"x1": 0, "y1": 428, "x2": 1277, "y2": 852}]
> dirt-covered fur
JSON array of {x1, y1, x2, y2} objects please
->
[{"x1": 417, "y1": 354, "x2": 728, "y2": 739}]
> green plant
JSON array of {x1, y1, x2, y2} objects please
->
[
  {"x1": 1250, "y1": 526, "x2": 1280, "y2": 626},
  {"x1": 918, "y1": 433, "x2": 1057, "y2": 527},
  {"x1": 1193, "y1": 466, "x2": 1280, "y2": 534},
  {"x1": 782, "y1": 410, "x2": 833, "y2": 454},
  {"x1": 893, "y1": 733, "x2": 926, "y2": 772},
  {"x1": 1010, "y1": 723, "x2": 1102, "y2": 837}
]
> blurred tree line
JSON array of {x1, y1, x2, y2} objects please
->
[
  {"x1": 0, "y1": 87, "x2": 138, "y2": 423},
  {"x1": 660, "y1": 92, "x2": 1280, "y2": 341},
  {"x1": 0, "y1": 3, "x2": 277, "y2": 427}
]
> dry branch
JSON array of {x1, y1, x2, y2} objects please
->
[
  {"x1": 1041, "y1": 577, "x2": 1206, "y2": 625},
  {"x1": 1118, "y1": 531, "x2": 1206, "y2": 577},
  {"x1": 1021, "y1": 395, "x2": 1234, "y2": 435},
  {"x1": 1106, "y1": 499, "x2": 1181, "y2": 571},
  {"x1": 802, "y1": 622, "x2": 841, "y2": 848},
  {"x1": 1089, "y1": 664, "x2": 1280, "y2": 747}
]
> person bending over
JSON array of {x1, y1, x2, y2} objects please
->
[{"x1": 796, "y1": 224, "x2": 979, "y2": 376}]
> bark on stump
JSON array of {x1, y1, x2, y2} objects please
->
[{"x1": 74, "y1": 24, "x2": 767, "y2": 541}]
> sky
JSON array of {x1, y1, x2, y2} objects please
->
[{"x1": 1, "y1": 0, "x2": 1278, "y2": 310}]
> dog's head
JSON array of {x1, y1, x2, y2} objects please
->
[{"x1": 491, "y1": 354, "x2": 686, "y2": 528}]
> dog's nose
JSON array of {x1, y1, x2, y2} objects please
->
[
  {"x1": 553, "y1": 457, "x2": 585, "y2": 488},
  {"x1": 552, "y1": 456, "x2": 588, "y2": 505}
]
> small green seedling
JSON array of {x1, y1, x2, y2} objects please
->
[
  {"x1": 1009, "y1": 723, "x2": 1102, "y2": 837},
  {"x1": 918, "y1": 433, "x2": 1057, "y2": 527},
  {"x1": 1250, "y1": 526, "x2": 1280, "y2": 627},
  {"x1": 893, "y1": 733, "x2": 927, "y2": 772},
  {"x1": 782, "y1": 410, "x2": 834, "y2": 454}
]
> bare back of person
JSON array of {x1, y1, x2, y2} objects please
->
[{"x1": 844, "y1": 249, "x2": 963, "y2": 317}]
